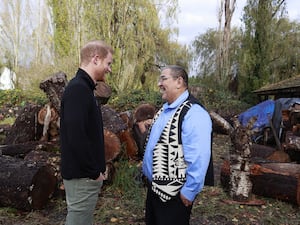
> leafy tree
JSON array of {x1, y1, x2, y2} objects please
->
[{"x1": 239, "y1": 0, "x2": 287, "y2": 99}]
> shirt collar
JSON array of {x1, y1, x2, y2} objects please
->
[{"x1": 163, "y1": 90, "x2": 189, "y2": 110}]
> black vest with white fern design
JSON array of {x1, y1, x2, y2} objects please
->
[{"x1": 151, "y1": 99, "x2": 193, "y2": 202}]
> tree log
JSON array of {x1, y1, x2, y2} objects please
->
[
  {"x1": 94, "y1": 81, "x2": 112, "y2": 105},
  {"x1": 119, "y1": 111, "x2": 134, "y2": 129},
  {"x1": 37, "y1": 104, "x2": 60, "y2": 141},
  {"x1": 102, "y1": 105, "x2": 127, "y2": 134},
  {"x1": 220, "y1": 160, "x2": 300, "y2": 205},
  {"x1": 118, "y1": 129, "x2": 138, "y2": 160},
  {"x1": 209, "y1": 111, "x2": 233, "y2": 135},
  {"x1": 39, "y1": 71, "x2": 68, "y2": 113},
  {"x1": 220, "y1": 159, "x2": 231, "y2": 191},
  {"x1": 4, "y1": 103, "x2": 43, "y2": 144},
  {"x1": 251, "y1": 143, "x2": 291, "y2": 163},
  {"x1": 250, "y1": 163, "x2": 300, "y2": 205},
  {"x1": 24, "y1": 150, "x2": 62, "y2": 196},
  {"x1": 0, "y1": 155, "x2": 57, "y2": 210},
  {"x1": 251, "y1": 143, "x2": 277, "y2": 159},
  {"x1": 104, "y1": 129, "x2": 121, "y2": 162},
  {"x1": 0, "y1": 141, "x2": 60, "y2": 158}
]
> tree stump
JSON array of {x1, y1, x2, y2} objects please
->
[
  {"x1": 0, "y1": 155, "x2": 57, "y2": 210},
  {"x1": 229, "y1": 117, "x2": 255, "y2": 202},
  {"x1": 39, "y1": 71, "x2": 68, "y2": 113}
]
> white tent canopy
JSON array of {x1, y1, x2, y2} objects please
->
[{"x1": 0, "y1": 67, "x2": 16, "y2": 90}]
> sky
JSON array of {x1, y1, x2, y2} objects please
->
[{"x1": 177, "y1": 0, "x2": 300, "y2": 45}]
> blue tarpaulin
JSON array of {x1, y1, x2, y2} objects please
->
[{"x1": 238, "y1": 99, "x2": 275, "y2": 131}]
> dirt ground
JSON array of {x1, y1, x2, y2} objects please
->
[{"x1": 0, "y1": 133, "x2": 299, "y2": 225}]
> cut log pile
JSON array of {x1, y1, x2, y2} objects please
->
[{"x1": 0, "y1": 72, "x2": 156, "y2": 210}]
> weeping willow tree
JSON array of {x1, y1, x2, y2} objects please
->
[
  {"x1": 82, "y1": 0, "x2": 188, "y2": 92},
  {"x1": 48, "y1": 0, "x2": 188, "y2": 92}
]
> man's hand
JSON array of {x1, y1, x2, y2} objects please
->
[
  {"x1": 95, "y1": 172, "x2": 106, "y2": 181},
  {"x1": 180, "y1": 193, "x2": 192, "y2": 207}
]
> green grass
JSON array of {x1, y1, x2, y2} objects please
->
[{"x1": 0, "y1": 117, "x2": 15, "y2": 125}]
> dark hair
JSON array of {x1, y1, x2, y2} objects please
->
[{"x1": 162, "y1": 65, "x2": 188, "y2": 87}]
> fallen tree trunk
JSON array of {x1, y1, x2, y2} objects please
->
[
  {"x1": 250, "y1": 163, "x2": 300, "y2": 205},
  {"x1": 209, "y1": 111, "x2": 233, "y2": 135},
  {"x1": 220, "y1": 160, "x2": 300, "y2": 205},
  {"x1": 0, "y1": 155, "x2": 57, "y2": 210}
]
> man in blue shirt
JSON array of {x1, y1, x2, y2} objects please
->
[{"x1": 142, "y1": 65, "x2": 212, "y2": 225}]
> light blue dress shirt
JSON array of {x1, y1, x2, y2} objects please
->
[{"x1": 142, "y1": 90, "x2": 212, "y2": 201}]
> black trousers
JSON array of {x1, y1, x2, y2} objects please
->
[{"x1": 145, "y1": 187, "x2": 192, "y2": 225}]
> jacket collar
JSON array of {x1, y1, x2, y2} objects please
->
[{"x1": 77, "y1": 68, "x2": 96, "y2": 90}]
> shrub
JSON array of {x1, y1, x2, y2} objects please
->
[{"x1": 109, "y1": 89, "x2": 162, "y2": 112}]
